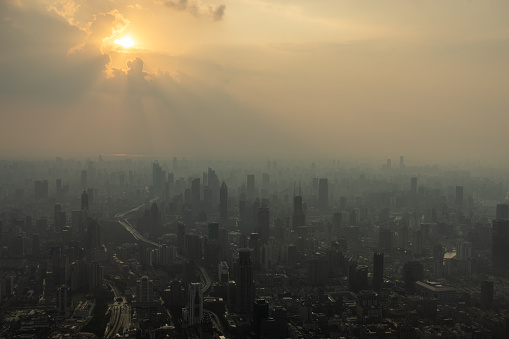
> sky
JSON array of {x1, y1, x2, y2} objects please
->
[{"x1": 1, "y1": 0, "x2": 508, "y2": 164}]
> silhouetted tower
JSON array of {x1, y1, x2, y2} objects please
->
[
  {"x1": 236, "y1": 249, "x2": 254, "y2": 315},
  {"x1": 253, "y1": 299, "x2": 269, "y2": 338},
  {"x1": 188, "y1": 282, "x2": 203, "y2": 325},
  {"x1": 373, "y1": 252, "x2": 384, "y2": 292},
  {"x1": 492, "y1": 219, "x2": 509, "y2": 271},
  {"x1": 247, "y1": 174, "x2": 255, "y2": 201},
  {"x1": 220, "y1": 181, "x2": 228, "y2": 221},
  {"x1": 318, "y1": 178, "x2": 328, "y2": 210},
  {"x1": 81, "y1": 190, "x2": 89, "y2": 211},
  {"x1": 399, "y1": 156, "x2": 404, "y2": 168},
  {"x1": 292, "y1": 195, "x2": 306, "y2": 229}
]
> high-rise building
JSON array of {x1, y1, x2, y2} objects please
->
[
  {"x1": 187, "y1": 282, "x2": 203, "y2": 325},
  {"x1": 152, "y1": 162, "x2": 165, "y2": 195},
  {"x1": 492, "y1": 219, "x2": 509, "y2": 271},
  {"x1": 399, "y1": 156, "x2": 404, "y2": 168},
  {"x1": 318, "y1": 178, "x2": 328, "y2": 210},
  {"x1": 373, "y1": 252, "x2": 384, "y2": 292},
  {"x1": 236, "y1": 249, "x2": 254, "y2": 315},
  {"x1": 136, "y1": 276, "x2": 153, "y2": 304},
  {"x1": 86, "y1": 218, "x2": 100, "y2": 251},
  {"x1": 57, "y1": 285, "x2": 72, "y2": 317},
  {"x1": 220, "y1": 181, "x2": 228, "y2": 221},
  {"x1": 247, "y1": 174, "x2": 255, "y2": 201},
  {"x1": 253, "y1": 298, "x2": 269, "y2": 338},
  {"x1": 386, "y1": 159, "x2": 391, "y2": 170},
  {"x1": 81, "y1": 190, "x2": 88, "y2": 211},
  {"x1": 456, "y1": 186, "x2": 464, "y2": 208},
  {"x1": 292, "y1": 196, "x2": 306, "y2": 229}
]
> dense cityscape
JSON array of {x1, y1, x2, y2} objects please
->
[{"x1": 0, "y1": 156, "x2": 508, "y2": 338}]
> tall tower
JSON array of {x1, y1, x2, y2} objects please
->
[
  {"x1": 292, "y1": 195, "x2": 306, "y2": 229},
  {"x1": 220, "y1": 181, "x2": 228, "y2": 221},
  {"x1": 81, "y1": 190, "x2": 89, "y2": 211},
  {"x1": 188, "y1": 282, "x2": 203, "y2": 325},
  {"x1": 399, "y1": 156, "x2": 404, "y2": 168},
  {"x1": 492, "y1": 219, "x2": 509, "y2": 271},
  {"x1": 136, "y1": 276, "x2": 153, "y2": 304},
  {"x1": 236, "y1": 249, "x2": 254, "y2": 315},
  {"x1": 318, "y1": 178, "x2": 328, "y2": 210},
  {"x1": 373, "y1": 252, "x2": 384, "y2": 292}
]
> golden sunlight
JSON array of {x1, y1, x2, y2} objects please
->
[{"x1": 114, "y1": 36, "x2": 135, "y2": 48}]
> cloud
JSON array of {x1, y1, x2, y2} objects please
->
[{"x1": 165, "y1": 0, "x2": 225, "y2": 20}]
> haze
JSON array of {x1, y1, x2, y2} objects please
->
[{"x1": 1, "y1": 0, "x2": 508, "y2": 164}]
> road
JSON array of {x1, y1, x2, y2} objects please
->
[
  {"x1": 114, "y1": 196, "x2": 161, "y2": 248},
  {"x1": 104, "y1": 281, "x2": 131, "y2": 338}
]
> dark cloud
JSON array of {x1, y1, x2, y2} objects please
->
[{"x1": 165, "y1": 0, "x2": 225, "y2": 21}]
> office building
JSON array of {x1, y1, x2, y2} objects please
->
[
  {"x1": 236, "y1": 249, "x2": 254, "y2": 315},
  {"x1": 187, "y1": 282, "x2": 203, "y2": 325}
]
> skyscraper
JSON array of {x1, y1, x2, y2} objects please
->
[
  {"x1": 81, "y1": 190, "x2": 89, "y2": 211},
  {"x1": 136, "y1": 276, "x2": 153, "y2": 304},
  {"x1": 188, "y1": 282, "x2": 203, "y2": 325},
  {"x1": 220, "y1": 181, "x2": 228, "y2": 221},
  {"x1": 292, "y1": 195, "x2": 306, "y2": 229},
  {"x1": 86, "y1": 218, "x2": 100, "y2": 251},
  {"x1": 399, "y1": 156, "x2": 405, "y2": 168},
  {"x1": 236, "y1": 249, "x2": 254, "y2": 315},
  {"x1": 492, "y1": 219, "x2": 509, "y2": 271},
  {"x1": 373, "y1": 252, "x2": 384, "y2": 292},
  {"x1": 318, "y1": 178, "x2": 328, "y2": 210}
]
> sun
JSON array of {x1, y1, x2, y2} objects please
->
[{"x1": 114, "y1": 36, "x2": 135, "y2": 48}]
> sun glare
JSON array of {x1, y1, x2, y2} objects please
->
[{"x1": 114, "y1": 36, "x2": 135, "y2": 48}]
